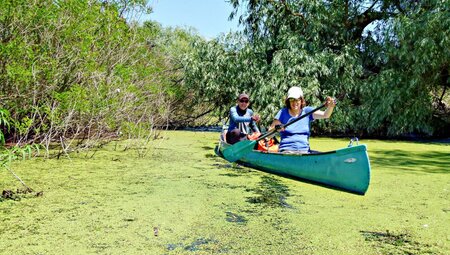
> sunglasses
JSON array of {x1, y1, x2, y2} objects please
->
[
  {"x1": 288, "y1": 98, "x2": 301, "y2": 102},
  {"x1": 239, "y1": 99, "x2": 249, "y2": 103}
]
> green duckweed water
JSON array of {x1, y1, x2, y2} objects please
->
[{"x1": 0, "y1": 131, "x2": 449, "y2": 254}]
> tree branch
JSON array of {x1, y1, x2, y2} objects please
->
[{"x1": 276, "y1": 0, "x2": 307, "y2": 26}]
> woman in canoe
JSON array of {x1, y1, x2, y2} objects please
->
[
  {"x1": 226, "y1": 93, "x2": 261, "y2": 144},
  {"x1": 270, "y1": 86, "x2": 336, "y2": 153}
]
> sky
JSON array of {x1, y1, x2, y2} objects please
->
[{"x1": 146, "y1": 0, "x2": 242, "y2": 39}]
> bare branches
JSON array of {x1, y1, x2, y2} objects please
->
[{"x1": 1, "y1": 0, "x2": 182, "y2": 157}]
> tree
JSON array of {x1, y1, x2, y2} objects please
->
[
  {"x1": 183, "y1": 0, "x2": 449, "y2": 137},
  {"x1": 0, "y1": 0, "x2": 200, "y2": 155}
]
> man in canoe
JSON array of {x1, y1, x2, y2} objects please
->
[
  {"x1": 270, "y1": 86, "x2": 336, "y2": 153},
  {"x1": 226, "y1": 93, "x2": 261, "y2": 144}
]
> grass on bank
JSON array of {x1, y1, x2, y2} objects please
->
[{"x1": 0, "y1": 131, "x2": 449, "y2": 254}]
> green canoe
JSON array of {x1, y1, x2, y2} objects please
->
[{"x1": 215, "y1": 140, "x2": 371, "y2": 195}]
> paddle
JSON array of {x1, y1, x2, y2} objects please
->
[{"x1": 223, "y1": 103, "x2": 327, "y2": 162}]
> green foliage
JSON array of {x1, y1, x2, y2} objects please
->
[
  {"x1": 184, "y1": 0, "x2": 449, "y2": 137},
  {"x1": 2, "y1": 0, "x2": 447, "y2": 141},
  {"x1": 0, "y1": 108, "x2": 11, "y2": 145},
  {"x1": 0, "y1": 0, "x2": 200, "y2": 152},
  {"x1": 364, "y1": 0, "x2": 450, "y2": 135}
]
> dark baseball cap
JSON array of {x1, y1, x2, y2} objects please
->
[{"x1": 238, "y1": 93, "x2": 249, "y2": 100}]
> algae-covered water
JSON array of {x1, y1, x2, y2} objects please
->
[{"x1": 0, "y1": 131, "x2": 449, "y2": 254}]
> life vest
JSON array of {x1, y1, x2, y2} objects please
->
[
  {"x1": 257, "y1": 138, "x2": 279, "y2": 152},
  {"x1": 247, "y1": 132, "x2": 279, "y2": 152},
  {"x1": 247, "y1": 132, "x2": 261, "y2": 141}
]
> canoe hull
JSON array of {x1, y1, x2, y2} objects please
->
[{"x1": 216, "y1": 141, "x2": 371, "y2": 195}]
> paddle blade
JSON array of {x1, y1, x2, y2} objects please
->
[{"x1": 222, "y1": 140, "x2": 256, "y2": 162}]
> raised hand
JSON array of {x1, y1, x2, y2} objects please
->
[
  {"x1": 251, "y1": 114, "x2": 261, "y2": 122},
  {"x1": 325, "y1": 96, "x2": 336, "y2": 107}
]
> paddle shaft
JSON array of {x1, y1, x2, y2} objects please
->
[{"x1": 256, "y1": 103, "x2": 327, "y2": 142}]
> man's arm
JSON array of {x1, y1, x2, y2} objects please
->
[{"x1": 230, "y1": 107, "x2": 252, "y2": 123}]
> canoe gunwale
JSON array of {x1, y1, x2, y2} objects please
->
[{"x1": 218, "y1": 139, "x2": 339, "y2": 157}]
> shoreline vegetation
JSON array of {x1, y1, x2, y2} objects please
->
[
  {"x1": 1, "y1": 131, "x2": 449, "y2": 254},
  {"x1": 1, "y1": 1, "x2": 448, "y2": 154}
]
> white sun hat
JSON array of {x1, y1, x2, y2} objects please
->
[{"x1": 287, "y1": 86, "x2": 303, "y2": 99}]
